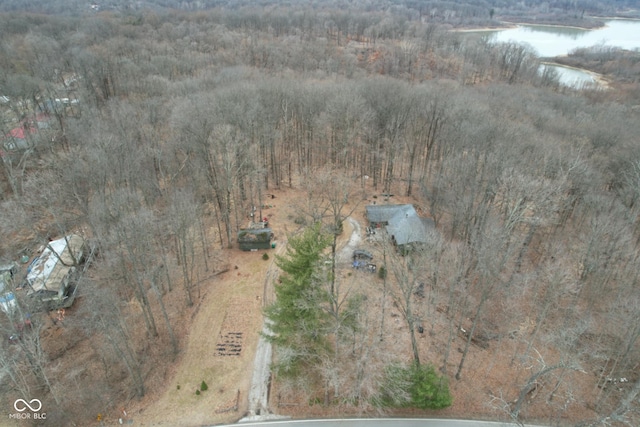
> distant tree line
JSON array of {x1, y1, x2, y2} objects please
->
[{"x1": 1, "y1": 0, "x2": 639, "y2": 23}]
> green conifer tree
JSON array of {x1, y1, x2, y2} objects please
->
[{"x1": 265, "y1": 223, "x2": 332, "y2": 375}]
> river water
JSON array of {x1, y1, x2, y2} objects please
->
[{"x1": 480, "y1": 19, "x2": 640, "y2": 87}]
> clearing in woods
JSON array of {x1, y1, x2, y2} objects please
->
[
  {"x1": 124, "y1": 186, "x2": 300, "y2": 426},
  {"x1": 98, "y1": 182, "x2": 597, "y2": 426}
]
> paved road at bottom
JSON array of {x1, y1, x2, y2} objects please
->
[{"x1": 224, "y1": 417, "x2": 548, "y2": 427}]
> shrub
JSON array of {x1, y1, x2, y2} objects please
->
[
  {"x1": 195, "y1": 390, "x2": 200, "y2": 395},
  {"x1": 378, "y1": 266, "x2": 387, "y2": 279},
  {"x1": 201, "y1": 380, "x2": 208, "y2": 391},
  {"x1": 378, "y1": 363, "x2": 452, "y2": 410},
  {"x1": 308, "y1": 397, "x2": 322, "y2": 406},
  {"x1": 409, "y1": 364, "x2": 452, "y2": 409},
  {"x1": 262, "y1": 252, "x2": 269, "y2": 260},
  {"x1": 177, "y1": 385, "x2": 180, "y2": 390}
]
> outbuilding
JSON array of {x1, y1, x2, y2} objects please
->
[{"x1": 238, "y1": 228, "x2": 274, "y2": 251}]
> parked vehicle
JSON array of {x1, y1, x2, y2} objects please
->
[
  {"x1": 352, "y1": 260, "x2": 377, "y2": 273},
  {"x1": 353, "y1": 249, "x2": 373, "y2": 261}
]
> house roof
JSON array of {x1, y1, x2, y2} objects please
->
[
  {"x1": 388, "y1": 216, "x2": 435, "y2": 246},
  {"x1": 26, "y1": 235, "x2": 84, "y2": 294},
  {"x1": 366, "y1": 204, "x2": 435, "y2": 246},
  {"x1": 2, "y1": 126, "x2": 36, "y2": 150},
  {"x1": 366, "y1": 204, "x2": 416, "y2": 223},
  {"x1": 7, "y1": 127, "x2": 30, "y2": 139},
  {"x1": 238, "y1": 228, "x2": 273, "y2": 242},
  {"x1": 2, "y1": 115, "x2": 48, "y2": 143},
  {"x1": 238, "y1": 227, "x2": 273, "y2": 236},
  {"x1": 0, "y1": 290, "x2": 16, "y2": 313}
]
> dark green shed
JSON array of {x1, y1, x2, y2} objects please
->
[{"x1": 238, "y1": 228, "x2": 274, "y2": 251}]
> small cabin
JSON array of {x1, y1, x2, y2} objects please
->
[{"x1": 238, "y1": 228, "x2": 274, "y2": 251}]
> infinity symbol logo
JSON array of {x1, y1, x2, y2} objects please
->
[{"x1": 14, "y1": 398, "x2": 42, "y2": 412}]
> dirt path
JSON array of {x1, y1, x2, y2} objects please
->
[
  {"x1": 243, "y1": 244, "x2": 288, "y2": 420},
  {"x1": 244, "y1": 321, "x2": 273, "y2": 419},
  {"x1": 337, "y1": 217, "x2": 362, "y2": 264}
]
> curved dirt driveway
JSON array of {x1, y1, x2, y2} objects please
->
[{"x1": 337, "y1": 217, "x2": 362, "y2": 264}]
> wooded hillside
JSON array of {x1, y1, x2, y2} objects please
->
[{"x1": 0, "y1": 3, "x2": 639, "y2": 426}]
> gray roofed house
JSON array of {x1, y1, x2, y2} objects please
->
[
  {"x1": 366, "y1": 204, "x2": 416, "y2": 227},
  {"x1": 366, "y1": 204, "x2": 435, "y2": 251}
]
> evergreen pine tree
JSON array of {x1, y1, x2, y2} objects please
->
[{"x1": 265, "y1": 223, "x2": 332, "y2": 374}]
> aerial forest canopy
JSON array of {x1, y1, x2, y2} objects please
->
[{"x1": 0, "y1": 1, "x2": 639, "y2": 426}]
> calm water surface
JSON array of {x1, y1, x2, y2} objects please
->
[
  {"x1": 489, "y1": 20, "x2": 640, "y2": 57},
  {"x1": 483, "y1": 20, "x2": 640, "y2": 87}
]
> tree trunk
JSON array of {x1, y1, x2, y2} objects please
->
[
  {"x1": 150, "y1": 272, "x2": 178, "y2": 358},
  {"x1": 455, "y1": 293, "x2": 486, "y2": 380}
]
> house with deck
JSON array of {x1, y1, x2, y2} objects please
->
[{"x1": 365, "y1": 204, "x2": 435, "y2": 252}]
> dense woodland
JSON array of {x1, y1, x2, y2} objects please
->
[
  {"x1": 0, "y1": 1, "x2": 640, "y2": 425},
  {"x1": 1, "y1": 0, "x2": 640, "y2": 23}
]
